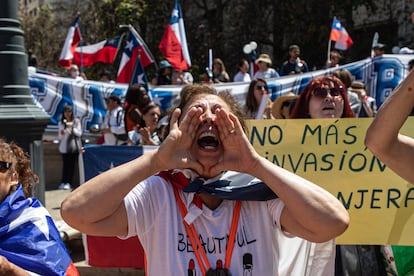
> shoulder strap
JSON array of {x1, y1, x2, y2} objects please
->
[
  {"x1": 172, "y1": 186, "x2": 241, "y2": 273},
  {"x1": 116, "y1": 109, "x2": 123, "y2": 126},
  {"x1": 173, "y1": 187, "x2": 211, "y2": 275}
]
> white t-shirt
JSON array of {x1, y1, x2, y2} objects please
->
[
  {"x1": 254, "y1": 68, "x2": 280, "y2": 79},
  {"x1": 102, "y1": 106, "x2": 126, "y2": 145},
  {"x1": 233, "y1": 71, "x2": 251, "y2": 82},
  {"x1": 123, "y1": 175, "x2": 285, "y2": 275}
]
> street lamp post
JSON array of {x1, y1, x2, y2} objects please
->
[{"x1": 0, "y1": 1, "x2": 50, "y2": 202}]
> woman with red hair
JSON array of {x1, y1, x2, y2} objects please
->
[
  {"x1": 290, "y1": 75, "x2": 355, "y2": 119},
  {"x1": 291, "y1": 75, "x2": 388, "y2": 275}
]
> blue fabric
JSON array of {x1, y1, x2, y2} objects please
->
[
  {"x1": 181, "y1": 170, "x2": 278, "y2": 201},
  {"x1": 0, "y1": 185, "x2": 73, "y2": 275}
]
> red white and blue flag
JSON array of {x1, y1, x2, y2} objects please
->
[
  {"x1": 330, "y1": 18, "x2": 353, "y2": 50},
  {"x1": 59, "y1": 15, "x2": 82, "y2": 69},
  {"x1": 0, "y1": 185, "x2": 79, "y2": 275},
  {"x1": 73, "y1": 36, "x2": 121, "y2": 67},
  {"x1": 129, "y1": 54, "x2": 149, "y2": 91},
  {"x1": 159, "y1": 0, "x2": 191, "y2": 71},
  {"x1": 116, "y1": 26, "x2": 154, "y2": 84},
  {"x1": 82, "y1": 146, "x2": 146, "y2": 268}
]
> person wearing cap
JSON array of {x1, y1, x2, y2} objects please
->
[
  {"x1": 349, "y1": 81, "x2": 376, "y2": 117},
  {"x1": 253, "y1": 53, "x2": 280, "y2": 80},
  {"x1": 372, "y1": 43, "x2": 386, "y2": 57},
  {"x1": 271, "y1": 93, "x2": 299, "y2": 119},
  {"x1": 280, "y1": 45, "x2": 309, "y2": 76},
  {"x1": 152, "y1": 60, "x2": 173, "y2": 86}
]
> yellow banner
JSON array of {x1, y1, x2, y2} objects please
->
[{"x1": 246, "y1": 118, "x2": 414, "y2": 245}]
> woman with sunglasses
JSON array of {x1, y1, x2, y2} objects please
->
[
  {"x1": 290, "y1": 75, "x2": 354, "y2": 119},
  {"x1": 244, "y1": 78, "x2": 274, "y2": 119},
  {"x1": 0, "y1": 138, "x2": 79, "y2": 275},
  {"x1": 291, "y1": 76, "x2": 389, "y2": 275}
]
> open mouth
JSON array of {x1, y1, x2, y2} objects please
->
[
  {"x1": 197, "y1": 131, "x2": 219, "y2": 150},
  {"x1": 322, "y1": 106, "x2": 335, "y2": 111}
]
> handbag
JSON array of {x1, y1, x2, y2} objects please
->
[{"x1": 66, "y1": 133, "x2": 80, "y2": 153}]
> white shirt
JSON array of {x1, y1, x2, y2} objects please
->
[
  {"x1": 233, "y1": 71, "x2": 251, "y2": 82},
  {"x1": 102, "y1": 106, "x2": 126, "y2": 145}
]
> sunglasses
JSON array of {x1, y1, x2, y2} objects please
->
[
  {"x1": 0, "y1": 161, "x2": 12, "y2": 172},
  {"x1": 255, "y1": 85, "x2": 267, "y2": 90},
  {"x1": 312, "y1": 87, "x2": 342, "y2": 98}
]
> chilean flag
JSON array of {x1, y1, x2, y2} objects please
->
[
  {"x1": 159, "y1": 0, "x2": 191, "y2": 71},
  {"x1": 0, "y1": 185, "x2": 79, "y2": 275},
  {"x1": 73, "y1": 36, "x2": 121, "y2": 67},
  {"x1": 116, "y1": 27, "x2": 154, "y2": 84},
  {"x1": 330, "y1": 18, "x2": 353, "y2": 50},
  {"x1": 59, "y1": 16, "x2": 82, "y2": 69}
]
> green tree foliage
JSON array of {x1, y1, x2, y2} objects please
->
[{"x1": 22, "y1": 0, "x2": 379, "y2": 81}]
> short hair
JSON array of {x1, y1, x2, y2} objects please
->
[
  {"x1": 332, "y1": 68, "x2": 352, "y2": 88},
  {"x1": 289, "y1": 45, "x2": 300, "y2": 51},
  {"x1": 108, "y1": 94, "x2": 121, "y2": 105}
]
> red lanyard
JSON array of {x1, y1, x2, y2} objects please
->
[{"x1": 173, "y1": 187, "x2": 241, "y2": 275}]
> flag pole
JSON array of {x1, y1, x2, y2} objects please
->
[
  {"x1": 128, "y1": 25, "x2": 158, "y2": 70},
  {"x1": 77, "y1": 12, "x2": 84, "y2": 74},
  {"x1": 371, "y1": 32, "x2": 379, "y2": 58},
  {"x1": 129, "y1": 48, "x2": 141, "y2": 87},
  {"x1": 327, "y1": 16, "x2": 335, "y2": 67}
]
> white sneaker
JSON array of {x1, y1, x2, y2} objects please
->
[{"x1": 58, "y1": 183, "x2": 71, "y2": 190}]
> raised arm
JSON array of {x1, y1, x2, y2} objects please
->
[
  {"x1": 212, "y1": 108, "x2": 349, "y2": 242},
  {"x1": 365, "y1": 69, "x2": 414, "y2": 184},
  {"x1": 60, "y1": 108, "x2": 204, "y2": 236}
]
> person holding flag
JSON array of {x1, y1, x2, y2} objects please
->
[
  {"x1": 58, "y1": 15, "x2": 82, "y2": 69},
  {"x1": 159, "y1": 0, "x2": 191, "y2": 71},
  {"x1": 0, "y1": 138, "x2": 79, "y2": 275},
  {"x1": 327, "y1": 17, "x2": 353, "y2": 66}
]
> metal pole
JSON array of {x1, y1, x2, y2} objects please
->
[{"x1": 0, "y1": 1, "x2": 49, "y2": 203}]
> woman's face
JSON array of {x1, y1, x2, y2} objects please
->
[
  {"x1": 0, "y1": 150, "x2": 15, "y2": 203},
  {"x1": 63, "y1": 109, "x2": 73, "y2": 120},
  {"x1": 253, "y1": 81, "x2": 268, "y2": 104},
  {"x1": 143, "y1": 106, "x2": 161, "y2": 132},
  {"x1": 183, "y1": 94, "x2": 230, "y2": 174},
  {"x1": 308, "y1": 84, "x2": 344, "y2": 119}
]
